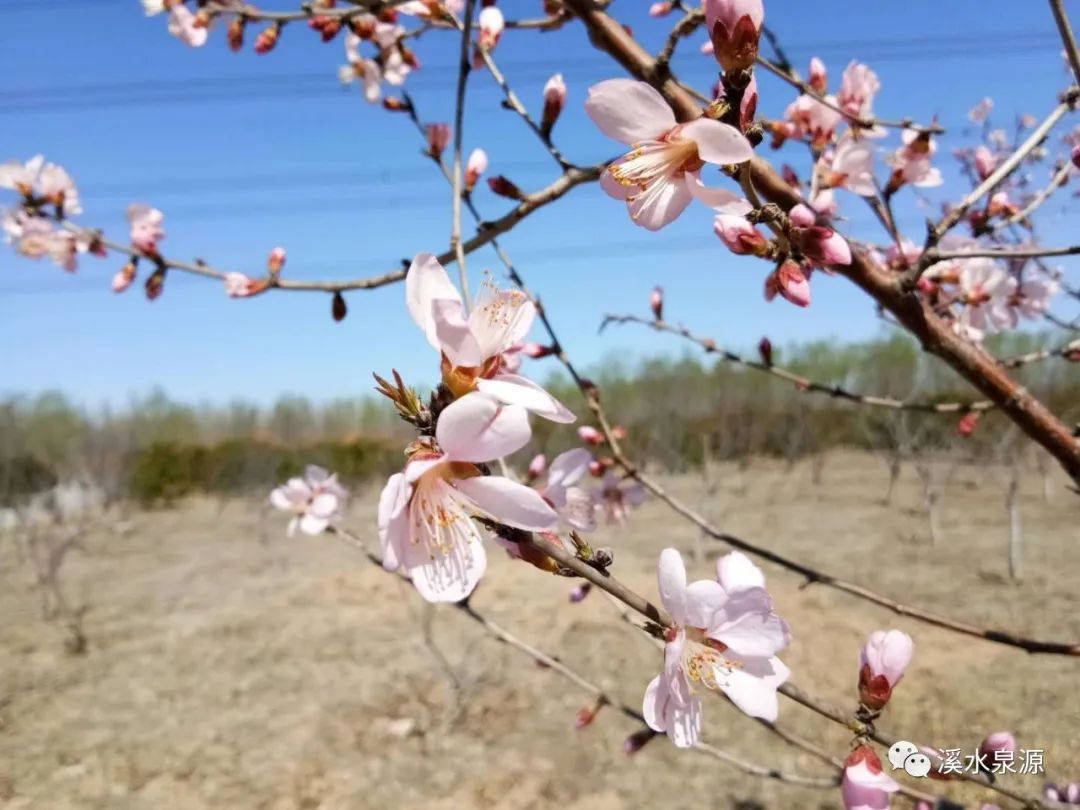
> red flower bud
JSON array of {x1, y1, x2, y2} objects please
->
[{"x1": 487, "y1": 175, "x2": 524, "y2": 201}]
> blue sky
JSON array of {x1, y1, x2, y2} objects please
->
[{"x1": 1, "y1": 0, "x2": 1075, "y2": 408}]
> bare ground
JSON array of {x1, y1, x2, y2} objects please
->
[{"x1": 1, "y1": 451, "x2": 1078, "y2": 810}]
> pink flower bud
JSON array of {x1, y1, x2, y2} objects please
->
[
  {"x1": 1045, "y1": 786, "x2": 1062, "y2": 802},
  {"x1": 227, "y1": 16, "x2": 245, "y2": 52},
  {"x1": 649, "y1": 2, "x2": 673, "y2": 16},
  {"x1": 1067, "y1": 784, "x2": 1080, "y2": 803},
  {"x1": 520, "y1": 342, "x2": 555, "y2": 359},
  {"x1": 842, "y1": 746, "x2": 899, "y2": 810},
  {"x1": 112, "y1": 261, "x2": 137, "y2": 293},
  {"x1": 588, "y1": 460, "x2": 604, "y2": 478},
  {"x1": 808, "y1": 57, "x2": 827, "y2": 93},
  {"x1": 623, "y1": 728, "x2": 657, "y2": 755},
  {"x1": 267, "y1": 246, "x2": 286, "y2": 276},
  {"x1": 425, "y1": 123, "x2": 451, "y2": 158},
  {"x1": 958, "y1": 411, "x2": 980, "y2": 438},
  {"x1": 610, "y1": 425, "x2": 627, "y2": 442},
  {"x1": 789, "y1": 205, "x2": 851, "y2": 267},
  {"x1": 541, "y1": 74, "x2": 567, "y2": 138},
  {"x1": 650, "y1": 285, "x2": 663, "y2": 320},
  {"x1": 465, "y1": 148, "x2": 488, "y2": 193},
  {"x1": 765, "y1": 260, "x2": 811, "y2": 308},
  {"x1": 973, "y1": 145, "x2": 997, "y2": 180},
  {"x1": 857, "y1": 629, "x2": 913, "y2": 710},
  {"x1": 578, "y1": 426, "x2": 604, "y2": 446},
  {"x1": 145, "y1": 266, "x2": 166, "y2": 301},
  {"x1": 703, "y1": 0, "x2": 764, "y2": 73},
  {"x1": 526, "y1": 453, "x2": 547, "y2": 481},
  {"x1": 223, "y1": 272, "x2": 269, "y2": 298},
  {"x1": 473, "y1": 5, "x2": 504, "y2": 66},
  {"x1": 574, "y1": 703, "x2": 600, "y2": 729},
  {"x1": 1073, "y1": 144, "x2": 1080, "y2": 171},
  {"x1": 568, "y1": 582, "x2": 592, "y2": 603},
  {"x1": 254, "y1": 23, "x2": 281, "y2": 54},
  {"x1": 979, "y1": 731, "x2": 1016, "y2": 760},
  {"x1": 714, "y1": 214, "x2": 769, "y2": 255}
]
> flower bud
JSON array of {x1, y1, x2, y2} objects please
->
[
  {"x1": 650, "y1": 285, "x2": 663, "y2": 321},
  {"x1": 703, "y1": 0, "x2": 764, "y2": 73},
  {"x1": 649, "y1": 2, "x2": 674, "y2": 16},
  {"x1": 715, "y1": 214, "x2": 769, "y2": 256},
  {"x1": 520, "y1": 342, "x2": 555, "y2": 359},
  {"x1": 808, "y1": 57, "x2": 827, "y2": 93},
  {"x1": 973, "y1": 145, "x2": 997, "y2": 180},
  {"x1": 758, "y1": 336, "x2": 773, "y2": 366},
  {"x1": 473, "y1": 5, "x2": 504, "y2": 67},
  {"x1": 575, "y1": 701, "x2": 602, "y2": 729},
  {"x1": 227, "y1": 16, "x2": 245, "y2": 52},
  {"x1": 979, "y1": 731, "x2": 1016, "y2": 762},
  {"x1": 254, "y1": 22, "x2": 281, "y2": 54},
  {"x1": 267, "y1": 246, "x2": 287, "y2": 277},
  {"x1": 145, "y1": 266, "x2": 166, "y2": 301},
  {"x1": 223, "y1": 272, "x2": 269, "y2": 298},
  {"x1": 842, "y1": 746, "x2": 900, "y2": 809},
  {"x1": 541, "y1": 73, "x2": 567, "y2": 139},
  {"x1": 465, "y1": 148, "x2": 488, "y2": 193},
  {"x1": 350, "y1": 14, "x2": 376, "y2": 38},
  {"x1": 487, "y1": 175, "x2": 524, "y2": 201},
  {"x1": 623, "y1": 728, "x2": 657, "y2": 755},
  {"x1": 610, "y1": 425, "x2": 627, "y2": 442},
  {"x1": 332, "y1": 291, "x2": 347, "y2": 322},
  {"x1": 764, "y1": 260, "x2": 811, "y2": 308},
  {"x1": 857, "y1": 629, "x2": 913, "y2": 710},
  {"x1": 958, "y1": 411, "x2": 980, "y2": 438},
  {"x1": 526, "y1": 453, "x2": 547, "y2": 482},
  {"x1": 112, "y1": 260, "x2": 138, "y2": 293},
  {"x1": 1073, "y1": 144, "x2": 1080, "y2": 171},
  {"x1": 588, "y1": 460, "x2": 604, "y2": 478},
  {"x1": 568, "y1": 582, "x2": 592, "y2": 603},
  {"x1": 319, "y1": 18, "x2": 342, "y2": 42},
  {"x1": 578, "y1": 426, "x2": 604, "y2": 446},
  {"x1": 425, "y1": 123, "x2": 451, "y2": 159},
  {"x1": 382, "y1": 97, "x2": 411, "y2": 113}
]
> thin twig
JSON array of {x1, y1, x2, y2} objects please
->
[
  {"x1": 450, "y1": 0, "x2": 478, "y2": 310},
  {"x1": 1049, "y1": 0, "x2": 1080, "y2": 87}
]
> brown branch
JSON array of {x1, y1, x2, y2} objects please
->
[
  {"x1": 927, "y1": 244, "x2": 1080, "y2": 261},
  {"x1": 601, "y1": 313, "x2": 998, "y2": 414},
  {"x1": 561, "y1": 0, "x2": 1080, "y2": 488},
  {"x1": 202, "y1": 0, "x2": 416, "y2": 23},
  {"x1": 999, "y1": 337, "x2": 1080, "y2": 368},
  {"x1": 1049, "y1": 0, "x2": 1080, "y2": 87}
]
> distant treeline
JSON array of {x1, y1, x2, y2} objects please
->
[{"x1": 3, "y1": 331, "x2": 1076, "y2": 504}]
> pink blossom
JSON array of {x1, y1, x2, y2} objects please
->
[
  {"x1": 987, "y1": 190, "x2": 1018, "y2": 219},
  {"x1": 789, "y1": 204, "x2": 851, "y2": 266},
  {"x1": 45, "y1": 232, "x2": 88, "y2": 273},
  {"x1": 223, "y1": 272, "x2": 268, "y2": 298},
  {"x1": 398, "y1": 0, "x2": 464, "y2": 18},
  {"x1": 594, "y1": 471, "x2": 645, "y2": 525},
  {"x1": 578, "y1": 425, "x2": 604, "y2": 446},
  {"x1": 268, "y1": 246, "x2": 286, "y2": 275},
  {"x1": 810, "y1": 188, "x2": 838, "y2": 217},
  {"x1": 784, "y1": 94, "x2": 844, "y2": 150},
  {"x1": 808, "y1": 57, "x2": 827, "y2": 94},
  {"x1": 955, "y1": 258, "x2": 1017, "y2": 340},
  {"x1": 340, "y1": 37, "x2": 383, "y2": 103},
  {"x1": 703, "y1": 0, "x2": 764, "y2": 73},
  {"x1": 539, "y1": 447, "x2": 597, "y2": 532},
  {"x1": 885, "y1": 240, "x2": 922, "y2": 271},
  {"x1": 127, "y1": 204, "x2": 165, "y2": 254},
  {"x1": 821, "y1": 139, "x2": 876, "y2": 197},
  {"x1": 113, "y1": 262, "x2": 138, "y2": 293},
  {"x1": 0, "y1": 155, "x2": 44, "y2": 196},
  {"x1": 542, "y1": 73, "x2": 567, "y2": 136},
  {"x1": 858, "y1": 629, "x2": 914, "y2": 709},
  {"x1": 1010, "y1": 273, "x2": 1058, "y2": 324},
  {"x1": 837, "y1": 62, "x2": 881, "y2": 122},
  {"x1": 765, "y1": 260, "x2": 811, "y2": 307},
  {"x1": 465, "y1": 147, "x2": 488, "y2": 193},
  {"x1": 841, "y1": 746, "x2": 899, "y2": 810},
  {"x1": 649, "y1": 2, "x2": 674, "y2": 16},
  {"x1": 406, "y1": 253, "x2": 574, "y2": 422},
  {"x1": 714, "y1": 214, "x2": 768, "y2": 256},
  {"x1": 37, "y1": 162, "x2": 82, "y2": 215},
  {"x1": 643, "y1": 549, "x2": 790, "y2": 748},
  {"x1": 2, "y1": 209, "x2": 56, "y2": 259},
  {"x1": 969, "y1": 97, "x2": 994, "y2": 123},
  {"x1": 378, "y1": 393, "x2": 558, "y2": 602},
  {"x1": 973, "y1": 145, "x2": 997, "y2": 180},
  {"x1": 586, "y1": 79, "x2": 752, "y2": 231},
  {"x1": 269, "y1": 465, "x2": 347, "y2": 537},
  {"x1": 979, "y1": 731, "x2": 1016, "y2": 761},
  {"x1": 886, "y1": 131, "x2": 943, "y2": 190},
  {"x1": 167, "y1": 3, "x2": 209, "y2": 47}
]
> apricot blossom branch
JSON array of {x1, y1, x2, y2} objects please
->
[
  {"x1": 327, "y1": 526, "x2": 838, "y2": 789},
  {"x1": 601, "y1": 313, "x2": 999, "y2": 414}
]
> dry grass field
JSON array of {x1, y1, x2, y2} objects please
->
[{"x1": 1, "y1": 451, "x2": 1078, "y2": 810}]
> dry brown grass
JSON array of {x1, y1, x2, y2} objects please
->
[{"x1": 1, "y1": 451, "x2": 1077, "y2": 809}]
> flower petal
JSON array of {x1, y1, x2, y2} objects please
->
[
  {"x1": 377, "y1": 472, "x2": 411, "y2": 571},
  {"x1": 432, "y1": 298, "x2": 484, "y2": 368},
  {"x1": 657, "y1": 547, "x2": 688, "y2": 623},
  {"x1": 406, "y1": 253, "x2": 463, "y2": 351},
  {"x1": 585, "y1": 79, "x2": 677, "y2": 144},
  {"x1": 547, "y1": 447, "x2": 593, "y2": 489},
  {"x1": 716, "y1": 653, "x2": 789, "y2": 721},
  {"x1": 680, "y1": 117, "x2": 753, "y2": 165},
  {"x1": 298, "y1": 513, "x2": 330, "y2": 535},
  {"x1": 476, "y1": 374, "x2": 575, "y2": 423},
  {"x1": 435, "y1": 393, "x2": 532, "y2": 462},
  {"x1": 410, "y1": 534, "x2": 486, "y2": 603},
  {"x1": 628, "y1": 177, "x2": 694, "y2": 231},
  {"x1": 600, "y1": 166, "x2": 634, "y2": 200},
  {"x1": 683, "y1": 579, "x2": 727, "y2": 628},
  {"x1": 685, "y1": 171, "x2": 753, "y2": 213},
  {"x1": 455, "y1": 475, "x2": 558, "y2": 531},
  {"x1": 642, "y1": 674, "x2": 667, "y2": 732},
  {"x1": 716, "y1": 550, "x2": 765, "y2": 591}
]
